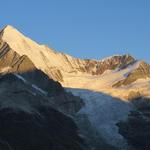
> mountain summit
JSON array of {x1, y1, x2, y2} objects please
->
[{"x1": 0, "y1": 25, "x2": 150, "y2": 99}]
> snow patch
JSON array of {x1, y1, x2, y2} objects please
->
[
  {"x1": 14, "y1": 74, "x2": 48, "y2": 96},
  {"x1": 14, "y1": 74, "x2": 27, "y2": 83},
  {"x1": 100, "y1": 54, "x2": 122, "y2": 62},
  {"x1": 31, "y1": 84, "x2": 48, "y2": 96},
  {"x1": 62, "y1": 60, "x2": 143, "y2": 100}
]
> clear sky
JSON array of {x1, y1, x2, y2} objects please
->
[{"x1": 0, "y1": 0, "x2": 150, "y2": 62}]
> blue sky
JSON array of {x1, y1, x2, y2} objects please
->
[{"x1": 0, "y1": 0, "x2": 150, "y2": 62}]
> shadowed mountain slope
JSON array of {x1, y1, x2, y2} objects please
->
[{"x1": 0, "y1": 73, "x2": 85, "y2": 150}]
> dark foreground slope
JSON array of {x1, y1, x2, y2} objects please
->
[
  {"x1": 117, "y1": 98, "x2": 150, "y2": 150},
  {"x1": 0, "y1": 74, "x2": 85, "y2": 150}
]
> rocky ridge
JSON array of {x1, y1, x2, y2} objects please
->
[
  {"x1": 0, "y1": 25, "x2": 136, "y2": 81},
  {"x1": 113, "y1": 61, "x2": 150, "y2": 87},
  {"x1": 0, "y1": 73, "x2": 85, "y2": 150}
]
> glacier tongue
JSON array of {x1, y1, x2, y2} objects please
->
[{"x1": 66, "y1": 88, "x2": 132, "y2": 149}]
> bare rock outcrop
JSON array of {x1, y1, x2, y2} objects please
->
[{"x1": 113, "y1": 61, "x2": 150, "y2": 87}]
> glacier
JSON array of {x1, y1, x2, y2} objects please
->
[{"x1": 66, "y1": 88, "x2": 132, "y2": 149}]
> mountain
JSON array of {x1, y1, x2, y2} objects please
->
[
  {"x1": 0, "y1": 25, "x2": 85, "y2": 150},
  {"x1": 0, "y1": 73, "x2": 84, "y2": 150},
  {"x1": 0, "y1": 26, "x2": 135, "y2": 81},
  {"x1": 1, "y1": 25, "x2": 150, "y2": 100},
  {"x1": 0, "y1": 25, "x2": 150, "y2": 149},
  {"x1": 0, "y1": 26, "x2": 84, "y2": 115}
]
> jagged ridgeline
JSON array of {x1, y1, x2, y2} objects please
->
[
  {"x1": 1, "y1": 25, "x2": 150, "y2": 90},
  {"x1": 0, "y1": 25, "x2": 137, "y2": 82}
]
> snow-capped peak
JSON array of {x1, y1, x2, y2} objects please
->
[
  {"x1": 0, "y1": 25, "x2": 136, "y2": 82},
  {"x1": 100, "y1": 54, "x2": 132, "y2": 62},
  {"x1": 1, "y1": 25, "x2": 150, "y2": 100},
  {"x1": 0, "y1": 25, "x2": 61, "y2": 79}
]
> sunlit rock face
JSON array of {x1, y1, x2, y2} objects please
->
[
  {"x1": 82, "y1": 54, "x2": 135, "y2": 75},
  {"x1": 113, "y1": 61, "x2": 150, "y2": 87},
  {"x1": 0, "y1": 41, "x2": 35, "y2": 73}
]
